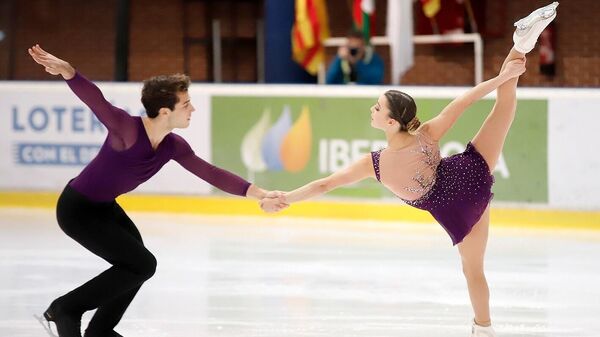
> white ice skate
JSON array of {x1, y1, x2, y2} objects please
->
[
  {"x1": 471, "y1": 320, "x2": 497, "y2": 337},
  {"x1": 513, "y1": 2, "x2": 559, "y2": 54}
]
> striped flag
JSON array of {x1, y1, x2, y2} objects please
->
[
  {"x1": 291, "y1": 0, "x2": 330, "y2": 75},
  {"x1": 353, "y1": 0, "x2": 375, "y2": 41},
  {"x1": 421, "y1": 0, "x2": 441, "y2": 18}
]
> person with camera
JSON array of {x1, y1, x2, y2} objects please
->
[{"x1": 325, "y1": 29, "x2": 384, "y2": 85}]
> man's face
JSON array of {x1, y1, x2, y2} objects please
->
[{"x1": 169, "y1": 92, "x2": 195, "y2": 129}]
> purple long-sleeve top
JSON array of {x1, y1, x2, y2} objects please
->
[{"x1": 66, "y1": 72, "x2": 251, "y2": 202}]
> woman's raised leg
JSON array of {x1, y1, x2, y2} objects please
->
[{"x1": 471, "y1": 48, "x2": 523, "y2": 171}]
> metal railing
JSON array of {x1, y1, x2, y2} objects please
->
[{"x1": 319, "y1": 33, "x2": 483, "y2": 85}]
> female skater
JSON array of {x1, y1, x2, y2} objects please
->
[
  {"x1": 29, "y1": 45, "x2": 286, "y2": 337},
  {"x1": 261, "y1": 3, "x2": 559, "y2": 336}
]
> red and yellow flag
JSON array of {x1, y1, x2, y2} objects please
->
[
  {"x1": 421, "y1": 0, "x2": 441, "y2": 18},
  {"x1": 291, "y1": 0, "x2": 330, "y2": 75}
]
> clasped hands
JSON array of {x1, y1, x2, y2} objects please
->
[{"x1": 259, "y1": 191, "x2": 289, "y2": 213}]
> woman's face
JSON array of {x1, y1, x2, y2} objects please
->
[{"x1": 370, "y1": 94, "x2": 395, "y2": 131}]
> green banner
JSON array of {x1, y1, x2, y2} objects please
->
[{"x1": 211, "y1": 96, "x2": 547, "y2": 203}]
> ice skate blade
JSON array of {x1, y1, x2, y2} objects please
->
[
  {"x1": 514, "y1": 2, "x2": 558, "y2": 30},
  {"x1": 34, "y1": 314, "x2": 58, "y2": 337}
]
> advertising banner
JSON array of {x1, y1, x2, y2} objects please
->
[
  {"x1": 0, "y1": 82, "x2": 211, "y2": 194},
  {"x1": 211, "y1": 96, "x2": 547, "y2": 202}
]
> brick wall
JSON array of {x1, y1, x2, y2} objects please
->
[
  {"x1": 476, "y1": 0, "x2": 600, "y2": 87},
  {"x1": 128, "y1": 0, "x2": 184, "y2": 81},
  {"x1": 10, "y1": 0, "x2": 117, "y2": 81},
  {"x1": 127, "y1": 0, "x2": 259, "y2": 82},
  {"x1": 5, "y1": 0, "x2": 599, "y2": 87},
  {"x1": 0, "y1": 1, "x2": 12, "y2": 79},
  {"x1": 325, "y1": 0, "x2": 600, "y2": 87}
]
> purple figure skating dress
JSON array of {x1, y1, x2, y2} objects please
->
[{"x1": 371, "y1": 128, "x2": 494, "y2": 245}]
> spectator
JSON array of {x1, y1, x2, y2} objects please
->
[{"x1": 326, "y1": 30, "x2": 384, "y2": 85}]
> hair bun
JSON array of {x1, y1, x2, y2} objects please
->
[{"x1": 406, "y1": 117, "x2": 421, "y2": 133}]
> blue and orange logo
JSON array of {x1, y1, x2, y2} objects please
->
[{"x1": 241, "y1": 105, "x2": 312, "y2": 173}]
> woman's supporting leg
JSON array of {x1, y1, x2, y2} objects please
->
[{"x1": 458, "y1": 207, "x2": 491, "y2": 326}]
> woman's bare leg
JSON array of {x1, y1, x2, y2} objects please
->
[
  {"x1": 458, "y1": 207, "x2": 491, "y2": 325},
  {"x1": 473, "y1": 1, "x2": 558, "y2": 169},
  {"x1": 471, "y1": 47, "x2": 524, "y2": 170},
  {"x1": 463, "y1": 47, "x2": 522, "y2": 325},
  {"x1": 461, "y1": 4, "x2": 559, "y2": 333}
]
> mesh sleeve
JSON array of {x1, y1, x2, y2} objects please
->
[{"x1": 66, "y1": 72, "x2": 136, "y2": 147}]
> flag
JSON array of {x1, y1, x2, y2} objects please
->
[
  {"x1": 291, "y1": 0, "x2": 330, "y2": 75},
  {"x1": 421, "y1": 0, "x2": 441, "y2": 18},
  {"x1": 387, "y1": 0, "x2": 414, "y2": 84},
  {"x1": 416, "y1": 0, "x2": 466, "y2": 35},
  {"x1": 353, "y1": 0, "x2": 375, "y2": 41}
]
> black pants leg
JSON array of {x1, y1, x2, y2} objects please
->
[
  {"x1": 84, "y1": 286, "x2": 141, "y2": 336},
  {"x1": 54, "y1": 185, "x2": 156, "y2": 328},
  {"x1": 84, "y1": 204, "x2": 147, "y2": 335}
]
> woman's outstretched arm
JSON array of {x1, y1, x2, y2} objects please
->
[
  {"x1": 423, "y1": 58, "x2": 526, "y2": 141},
  {"x1": 260, "y1": 154, "x2": 375, "y2": 211}
]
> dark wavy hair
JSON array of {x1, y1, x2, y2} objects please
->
[
  {"x1": 141, "y1": 74, "x2": 191, "y2": 118},
  {"x1": 383, "y1": 90, "x2": 421, "y2": 133}
]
